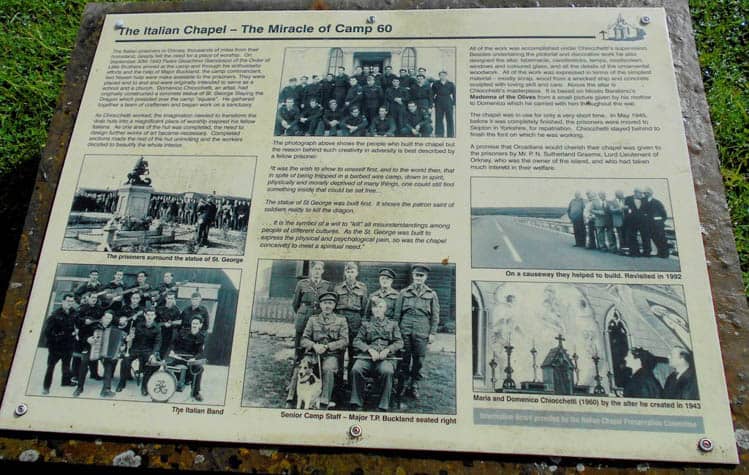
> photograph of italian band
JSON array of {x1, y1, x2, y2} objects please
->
[
  {"x1": 275, "y1": 47, "x2": 456, "y2": 138},
  {"x1": 243, "y1": 259, "x2": 456, "y2": 414},
  {"x1": 27, "y1": 264, "x2": 240, "y2": 405},
  {"x1": 63, "y1": 154, "x2": 254, "y2": 255},
  {"x1": 471, "y1": 177, "x2": 680, "y2": 271},
  {"x1": 472, "y1": 281, "x2": 698, "y2": 400}
]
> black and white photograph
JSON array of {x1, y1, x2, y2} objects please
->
[
  {"x1": 63, "y1": 154, "x2": 255, "y2": 255},
  {"x1": 27, "y1": 264, "x2": 240, "y2": 405},
  {"x1": 472, "y1": 281, "x2": 698, "y2": 400},
  {"x1": 471, "y1": 178, "x2": 680, "y2": 271},
  {"x1": 243, "y1": 259, "x2": 456, "y2": 414},
  {"x1": 275, "y1": 47, "x2": 457, "y2": 138}
]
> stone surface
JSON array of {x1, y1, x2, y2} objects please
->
[{"x1": 1, "y1": 0, "x2": 747, "y2": 471}]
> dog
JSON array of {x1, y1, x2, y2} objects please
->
[{"x1": 296, "y1": 356, "x2": 322, "y2": 409}]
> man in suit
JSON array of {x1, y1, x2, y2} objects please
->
[
  {"x1": 432, "y1": 70, "x2": 456, "y2": 138},
  {"x1": 567, "y1": 191, "x2": 586, "y2": 247},
  {"x1": 624, "y1": 188, "x2": 645, "y2": 256},
  {"x1": 609, "y1": 190, "x2": 628, "y2": 254},
  {"x1": 643, "y1": 186, "x2": 670, "y2": 258},
  {"x1": 663, "y1": 347, "x2": 699, "y2": 400},
  {"x1": 591, "y1": 192, "x2": 610, "y2": 251}
]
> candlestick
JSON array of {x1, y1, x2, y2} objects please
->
[
  {"x1": 502, "y1": 343, "x2": 516, "y2": 390},
  {"x1": 592, "y1": 354, "x2": 606, "y2": 396}
]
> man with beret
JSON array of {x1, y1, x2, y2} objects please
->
[
  {"x1": 334, "y1": 262, "x2": 369, "y2": 377},
  {"x1": 298, "y1": 291, "x2": 349, "y2": 409},
  {"x1": 350, "y1": 297, "x2": 404, "y2": 411},
  {"x1": 365, "y1": 268, "x2": 399, "y2": 320},
  {"x1": 394, "y1": 264, "x2": 440, "y2": 400}
]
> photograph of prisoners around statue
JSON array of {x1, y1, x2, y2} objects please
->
[
  {"x1": 27, "y1": 263, "x2": 240, "y2": 405},
  {"x1": 276, "y1": 47, "x2": 457, "y2": 138},
  {"x1": 63, "y1": 155, "x2": 255, "y2": 255},
  {"x1": 472, "y1": 281, "x2": 698, "y2": 400},
  {"x1": 471, "y1": 177, "x2": 680, "y2": 271},
  {"x1": 243, "y1": 259, "x2": 456, "y2": 414}
]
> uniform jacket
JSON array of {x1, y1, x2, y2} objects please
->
[
  {"x1": 279, "y1": 85, "x2": 300, "y2": 104},
  {"x1": 353, "y1": 317, "x2": 404, "y2": 354},
  {"x1": 386, "y1": 86, "x2": 410, "y2": 108},
  {"x1": 365, "y1": 287, "x2": 399, "y2": 320},
  {"x1": 130, "y1": 320, "x2": 162, "y2": 356},
  {"x1": 156, "y1": 304, "x2": 182, "y2": 326},
  {"x1": 402, "y1": 108, "x2": 431, "y2": 130},
  {"x1": 369, "y1": 117, "x2": 396, "y2": 135},
  {"x1": 395, "y1": 284, "x2": 440, "y2": 337},
  {"x1": 344, "y1": 84, "x2": 363, "y2": 108},
  {"x1": 301, "y1": 313, "x2": 349, "y2": 353},
  {"x1": 292, "y1": 278, "x2": 332, "y2": 316},
  {"x1": 333, "y1": 74, "x2": 350, "y2": 95},
  {"x1": 411, "y1": 84, "x2": 433, "y2": 109},
  {"x1": 180, "y1": 305, "x2": 210, "y2": 330},
  {"x1": 334, "y1": 281, "x2": 369, "y2": 316},
  {"x1": 432, "y1": 80, "x2": 456, "y2": 108},
  {"x1": 322, "y1": 108, "x2": 344, "y2": 128},
  {"x1": 341, "y1": 114, "x2": 369, "y2": 134},
  {"x1": 302, "y1": 83, "x2": 322, "y2": 106},
  {"x1": 45, "y1": 306, "x2": 77, "y2": 351},
  {"x1": 381, "y1": 73, "x2": 397, "y2": 90},
  {"x1": 172, "y1": 327, "x2": 206, "y2": 358},
  {"x1": 363, "y1": 85, "x2": 384, "y2": 108},
  {"x1": 277, "y1": 104, "x2": 301, "y2": 127}
]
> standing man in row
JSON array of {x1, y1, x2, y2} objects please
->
[{"x1": 432, "y1": 71, "x2": 456, "y2": 138}]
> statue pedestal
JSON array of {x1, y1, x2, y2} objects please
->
[{"x1": 116, "y1": 185, "x2": 152, "y2": 219}]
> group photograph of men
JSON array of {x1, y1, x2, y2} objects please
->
[
  {"x1": 471, "y1": 178, "x2": 680, "y2": 272},
  {"x1": 243, "y1": 259, "x2": 456, "y2": 414},
  {"x1": 28, "y1": 264, "x2": 240, "y2": 405},
  {"x1": 275, "y1": 47, "x2": 457, "y2": 138},
  {"x1": 64, "y1": 155, "x2": 254, "y2": 255}
]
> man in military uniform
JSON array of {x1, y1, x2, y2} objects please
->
[
  {"x1": 74, "y1": 269, "x2": 102, "y2": 302},
  {"x1": 299, "y1": 97, "x2": 324, "y2": 136},
  {"x1": 343, "y1": 76, "x2": 363, "y2": 113},
  {"x1": 386, "y1": 77, "x2": 410, "y2": 129},
  {"x1": 299, "y1": 291, "x2": 349, "y2": 409},
  {"x1": 170, "y1": 316, "x2": 207, "y2": 401},
  {"x1": 400, "y1": 101, "x2": 433, "y2": 137},
  {"x1": 156, "y1": 292, "x2": 182, "y2": 358},
  {"x1": 302, "y1": 75, "x2": 322, "y2": 110},
  {"x1": 432, "y1": 70, "x2": 456, "y2": 137},
  {"x1": 381, "y1": 65, "x2": 396, "y2": 92},
  {"x1": 180, "y1": 291, "x2": 210, "y2": 331},
  {"x1": 117, "y1": 307, "x2": 161, "y2": 396},
  {"x1": 349, "y1": 297, "x2": 404, "y2": 411},
  {"x1": 339, "y1": 105, "x2": 369, "y2": 137},
  {"x1": 42, "y1": 293, "x2": 78, "y2": 394},
  {"x1": 334, "y1": 262, "x2": 369, "y2": 377},
  {"x1": 275, "y1": 97, "x2": 301, "y2": 136},
  {"x1": 368, "y1": 106, "x2": 397, "y2": 137},
  {"x1": 364, "y1": 268, "x2": 399, "y2": 320},
  {"x1": 333, "y1": 66, "x2": 349, "y2": 107},
  {"x1": 278, "y1": 77, "x2": 300, "y2": 107},
  {"x1": 291, "y1": 261, "x2": 331, "y2": 363},
  {"x1": 362, "y1": 75, "x2": 384, "y2": 124},
  {"x1": 315, "y1": 99, "x2": 343, "y2": 136},
  {"x1": 395, "y1": 264, "x2": 440, "y2": 400}
]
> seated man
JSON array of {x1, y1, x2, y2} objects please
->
[
  {"x1": 315, "y1": 99, "x2": 344, "y2": 136},
  {"x1": 275, "y1": 97, "x2": 301, "y2": 136},
  {"x1": 339, "y1": 105, "x2": 369, "y2": 137},
  {"x1": 368, "y1": 106, "x2": 396, "y2": 137},
  {"x1": 400, "y1": 101, "x2": 433, "y2": 137},
  {"x1": 299, "y1": 291, "x2": 348, "y2": 410},
  {"x1": 169, "y1": 316, "x2": 207, "y2": 402},
  {"x1": 117, "y1": 308, "x2": 161, "y2": 396},
  {"x1": 349, "y1": 297, "x2": 404, "y2": 412},
  {"x1": 298, "y1": 97, "x2": 323, "y2": 136}
]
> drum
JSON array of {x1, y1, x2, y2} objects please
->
[
  {"x1": 89, "y1": 327, "x2": 126, "y2": 361},
  {"x1": 146, "y1": 369, "x2": 177, "y2": 402}
]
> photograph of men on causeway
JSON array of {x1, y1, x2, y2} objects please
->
[
  {"x1": 244, "y1": 259, "x2": 456, "y2": 414},
  {"x1": 64, "y1": 155, "x2": 254, "y2": 255},
  {"x1": 28, "y1": 264, "x2": 240, "y2": 405},
  {"x1": 472, "y1": 281, "x2": 698, "y2": 400},
  {"x1": 275, "y1": 47, "x2": 456, "y2": 138},
  {"x1": 471, "y1": 178, "x2": 679, "y2": 272}
]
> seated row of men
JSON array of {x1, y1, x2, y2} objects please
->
[
  {"x1": 43, "y1": 285, "x2": 209, "y2": 401},
  {"x1": 276, "y1": 100, "x2": 432, "y2": 137},
  {"x1": 287, "y1": 263, "x2": 440, "y2": 412}
]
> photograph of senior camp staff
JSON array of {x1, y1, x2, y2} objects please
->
[
  {"x1": 243, "y1": 259, "x2": 456, "y2": 414},
  {"x1": 471, "y1": 177, "x2": 680, "y2": 272},
  {"x1": 275, "y1": 47, "x2": 457, "y2": 138},
  {"x1": 472, "y1": 281, "x2": 698, "y2": 400},
  {"x1": 63, "y1": 154, "x2": 255, "y2": 255},
  {"x1": 27, "y1": 264, "x2": 240, "y2": 405}
]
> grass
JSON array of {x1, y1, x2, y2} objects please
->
[{"x1": 0, "y1": 0, "x2": 747, "y2": 292}]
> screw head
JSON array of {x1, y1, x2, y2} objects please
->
[
  {"x1": 640, "y1": 16, "x2": 651, "y2": 25},
  {"x1": 349, "y1": 424, "x2": 363, "y2": 438},
  {"x1": 366, "y1": 16, "x2": 376, "y2": 24},
  {"x1": 114, "y1": 19, "x2": 125, "y2": 30},
  {"x1": 14, "y1": 403, "x2": 28, "y2": 417},
  {"x1": 697, "y1": 437, "x2": 714, "y2": 452}
]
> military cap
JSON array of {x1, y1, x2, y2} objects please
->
[
  {"x1": 344, "y1": 261, "x2": 359, "y2": 271},
  {"x1": 411, "y1": 264, "x2": 431, "y2": 274},
  {"x1": 378, "y1": 268, "x2": 396, "y2": 279},
  {"x1": 319, "y1": 291, "x2": 338, "y2": 303}
]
